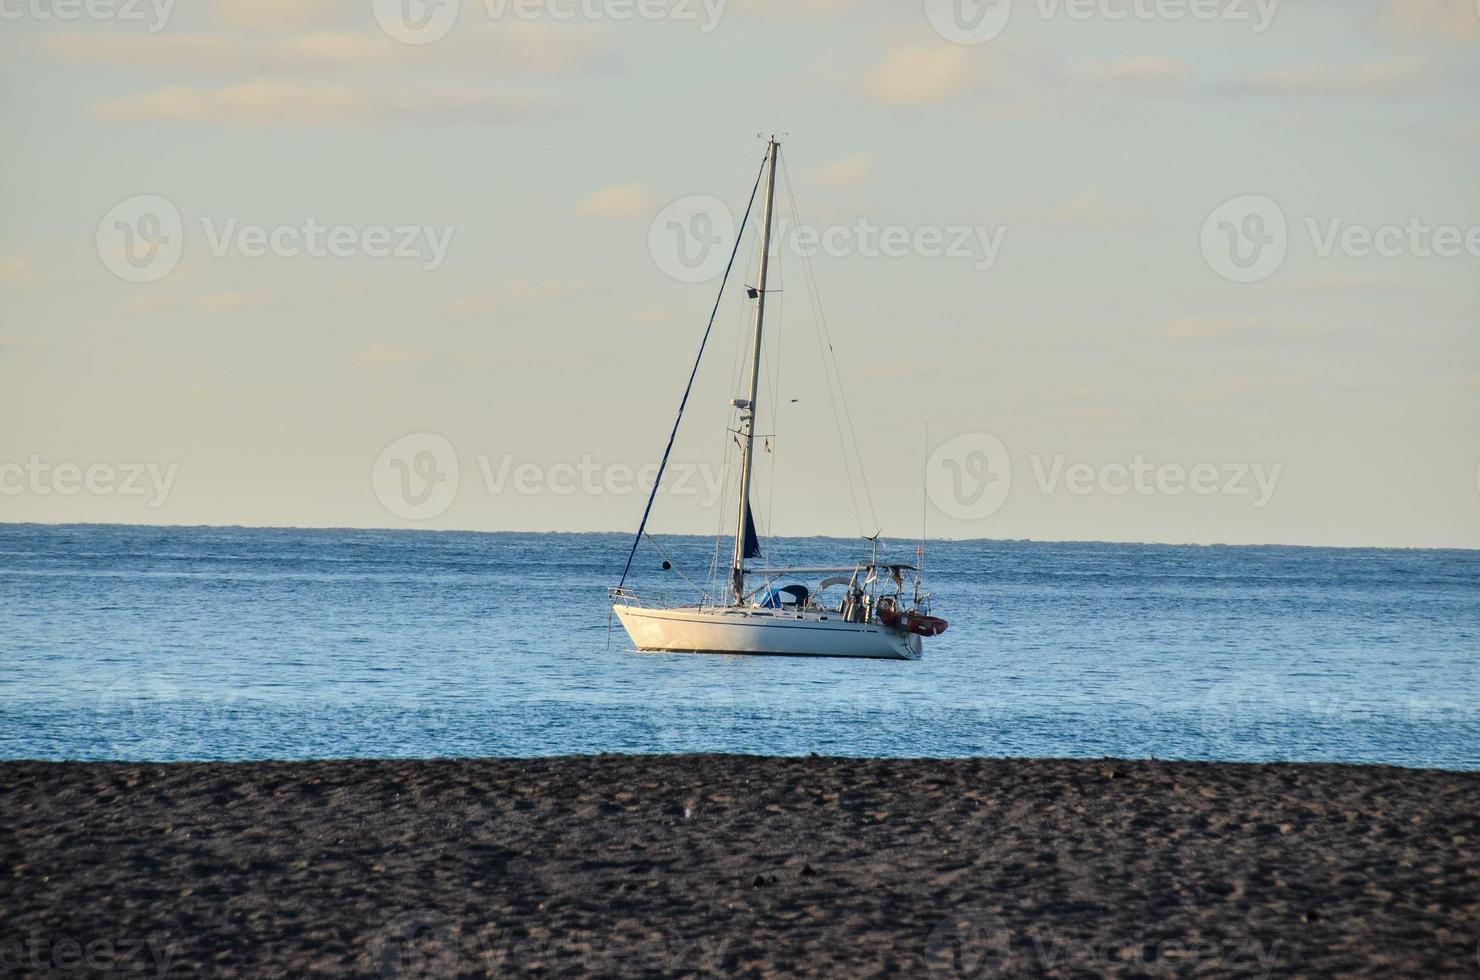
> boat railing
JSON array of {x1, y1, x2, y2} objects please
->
[
  {"x1": 610, "y1": 586, "x2": 733, "y2": 610},
  {"x1": 608, "y1": 587, "x2": 685, "y2": 609}
]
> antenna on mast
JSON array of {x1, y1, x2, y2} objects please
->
[{"x1": 917, "y1": 423, "x2": 928, "y2": 605}]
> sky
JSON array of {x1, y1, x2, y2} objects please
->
[{"x1": 0, "y1": 0, "x2": 1477, "y2": 548}]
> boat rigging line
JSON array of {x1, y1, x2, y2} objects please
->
[
  {"x1": 616, "y1": 152, "x2": 767, "y2": 592},
  {"x1": 778, "y1": 154, "x2": 879, "y2": 540}
]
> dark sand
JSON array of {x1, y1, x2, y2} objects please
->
[{"x1": 2, "y1": 757, "x2": 1477, "y2": 977}]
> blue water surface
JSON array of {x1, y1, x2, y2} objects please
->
[{"x1": 1, "y1": 524, "x2": 1476, "y2": 768}]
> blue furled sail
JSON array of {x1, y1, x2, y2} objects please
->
[{"x1": 743, "y1": 503, "x2": 761, "y2": 560}]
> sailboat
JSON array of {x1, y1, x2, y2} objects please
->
[{"x1": 609, "y1": 137, "x2": 947, "y2": 660}]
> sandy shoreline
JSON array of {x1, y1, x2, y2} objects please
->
[{"x1": 2, "y1": 756, "x2": 1476, "y2": 977}]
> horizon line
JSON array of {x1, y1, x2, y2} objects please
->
[{"x1": 2, "y1": 520, "x2": 1477, "y2": 554}]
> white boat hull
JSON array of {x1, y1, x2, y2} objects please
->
[{"x1": 613, "y1": 604, "x2": 923, "y2": 661}]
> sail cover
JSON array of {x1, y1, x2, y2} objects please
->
[{"x1": 743, "y1": 503, "x2": 761, "y2": 560}]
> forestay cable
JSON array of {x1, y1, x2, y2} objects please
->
[{"x1": 617, "y1": 154, "x2": 768, "y2": 590}]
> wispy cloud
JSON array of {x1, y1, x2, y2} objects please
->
[
  {"x1": 358, "y1": 339, "x2": 432, "y2": 367},
  {"x1": 437, "y1": 279, "x2": 593, "y2": 316},
  {"x1": 45, "y1": 32, "x2": 404, "y2": 72},
  {"x1": 1167, "y1": 316, "x2": 1328, "y2": 341},
  {"x1": 814, "y1": 151, "x2": 873, "y2": 189},
  {"x1": 1385, "y1": 0, "x2": 1480, "y2": 41},
  {"x1": 1240, "y1": 59, "x2": 1430, "y2": 95},
  {"x1": 725, "y1": 0, "x2": 862, "y2": 18},
  {"x1": 868, "y1": 44, "x2": 1145, "y2": 114},
  {"x1": 436, "y1": 298, "x2": 500, "y2": 317},
  {"x1": 124, "y1": 293, "x2": 178, "y2": 315},
  {"x1": 44, "y1": 24, "x2": 615, "y2": 76},
  {"x1": 93, "y1": 80, "x2": 569, "y2": 127},
  {"x1": 1264, "y1": 273, "x2": 1410, "y2": 294},
  {"x1": 578, "y1": 183, "x2": 651, "y2": 219},
  {"x1": 216, "y1": 0, "x2": 350, "y2": 32},
  {"x1": 868, "y1": 45, "x2": 976, "y2": 106},
  {"x1": 195, "y1": 289, "x2": 274, "y2": 313},
  {"x1": 0, "y1": 255, "x2": 35, "y2": 285},
  {"x1": 1081, "y1": 58, "x2": 1190, "y2": 92},
  {"x1": 1045, "y1": 189, "x2": 1142, "y2": 227}
]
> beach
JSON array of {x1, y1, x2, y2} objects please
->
[{"x1": 2, "y1": 756, "x2": 1476, "y2": 977}]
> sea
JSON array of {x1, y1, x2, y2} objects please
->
[{"x1": 1, "y1": 524, "x2": 1476, "y2": 769}]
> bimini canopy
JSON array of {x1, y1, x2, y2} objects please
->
[{"x1": 759, "y1": 585, "x2": 810, "y2": 609}]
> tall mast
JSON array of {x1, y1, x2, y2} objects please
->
[{"x1": 730, "y1": 136, "x2": 780, "y2": 605}]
